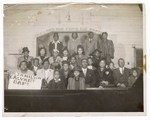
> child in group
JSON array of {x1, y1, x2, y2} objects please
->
[
  {"x1": 48, "y1": 70, "x2": 65, "y2": 90},
  {"x1": 69, "y1": 55, "x2": 78, "y2": 70},
  {"x1": 128, "y1": 68, "x2": 140, "y2": 87},
  {"x1": 61, "y1": 47, "x2": 70, "y2": 62},
  {"x1": 49, "y1": 49, "x2": 62, "y2": 70},
  {"x1": 67, "y1": 66, "x2": 85, "y2": 90},
  {"x1": 108, "y1": 61, "x2": 116, "y2": 71},
  {"x1": 31, "y1": 58, "x2": 40, "y2": 75},
  {"x1": 87, "y1": 57, "x2": 96, "y2": 70},
  {"x1": 75, "y1": 45, "x2": 87, "y2": 67}
]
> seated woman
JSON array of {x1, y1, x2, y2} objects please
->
[
  {"x1": 91, "y1": 49, "x2": 101, "y2": 69},
  {"x1": 37, "y1": 47, "x2": 49, "y2": 68},
  {"x1": 36, "y1": 59, "x2": 54, "y2": 89},
  {"x1": 61, "y1": 47, "x2": 70, "y2": 62},
  {"x1": 49, "y1": 49, "x2": 62, "y2": 70},
  {"x1": 48, "y1": 70, "x2": 65, "y2": 90},
  {"x1": 87, "y1": 57, "x2": 96, "y2": 70},
  {"x1": 67, "y1": 66, "x2": 85, "y2": 90},
  {"x1": 16, "y1": 60, "x2": 34, "y2": 75},
  {"x1": 75, "y1": 45, "x2": 87, "y2": 67},
  {"x1": 96, "y1": 59, "x2": 114, "y2": 87},
  {"x1": 69, "y1": 55, "x2": 78, "y2": 70},
  {"x1": 128, "y1": 67, "x2": 141, "y2": 87}
]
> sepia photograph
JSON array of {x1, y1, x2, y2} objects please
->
[{"x1": 3, "y1": 3, "x2": 145, "y2": 115}]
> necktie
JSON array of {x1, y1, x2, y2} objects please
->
[
  {"x1": 84, "y1": 69, "x2": 86, "y2": 76},
  {"x1": 54, "y1": 42, "x2": 57, "y2": 50}
]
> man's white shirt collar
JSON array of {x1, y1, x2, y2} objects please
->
[{"x1": 52, "y1": 41, "x2": 60, "y2": 44}]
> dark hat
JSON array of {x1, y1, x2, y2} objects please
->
[
  {"x1": 92, "y1": 49, "x2": 102, "y2": 54},
  {"x1": 22, "y1": 47, "x2": 30, "y2": 53},
  {"x1": 73, "y1": 66, "x2": 82, "y2": 72}
]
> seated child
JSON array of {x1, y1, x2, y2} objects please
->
[
  {"x1": 67, "y1": 66, "x2": 85, "y2": 90},
  {"x1": 108, "y1": 61, "x2": 116, "y2": 71},
  {"x1": 48, "y1": 70, "x2": 65, "y2": 90}
]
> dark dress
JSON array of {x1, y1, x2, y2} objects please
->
[
  {"x1": 92, "y1": 56, "x2": 101, "y2": 69},
  {"x1": 95, "y1": 68, "x2": 114, "y2": 87},
  {"x1": 59, "y1": 69, "x2": 73, "y2": 88},
  {"x1": 48, "y1": 79, "x2": 65, "y2": 90}
]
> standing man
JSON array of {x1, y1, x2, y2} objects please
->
[
  {"x1": 49, "y1": 32, "x2": 63, "y2": 55},
  {"x1": 84, "y1": 32, "x2": 97, "y2": 56},
  {"x1": 17, "y1": 47, "x2": 33, "y2": 70},
  {"x1": 68, "y1": 32, "x2": 81, "y2": 56},
  {"x1": 80, "y1": 58, "x2": 97, "y2": 88},
  {"x1": 113, "y1": 58, "x2": 131, "y2": 88},
  {"x1": 97, "y1": 32, "x2": 114, "y2": 64}
]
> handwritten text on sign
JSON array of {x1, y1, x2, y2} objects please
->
[{"x1": 8, "y1": 72, "x2": 42, "y2": 90}]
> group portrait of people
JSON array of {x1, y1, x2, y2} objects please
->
[{"x1": 15, "y1": 32, "x2": 141, "y2": 90}]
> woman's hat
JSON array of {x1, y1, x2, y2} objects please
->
[
  {"x1": 22, "y1": 47, "x2": 30, "y2": 53},
  {"x1": 73, "y1": 66, "x2": 82, "y2": 72}
]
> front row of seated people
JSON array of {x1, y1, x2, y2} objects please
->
[{"x1": 17, "y1": 52, "x2": 141, "y2": 90}]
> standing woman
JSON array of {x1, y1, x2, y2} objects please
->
[
  {"x1": 17, "y1": 47, "x2": 33, "y2": 70},
  {"x1": 75, "y1": 45, "x2": 86, "y2": 67},
  {"x1": 67, "y1": 66, "x2": 85, "y2": 90},
  {"x1": 37, "y1": 47, "x2": 49, "y2": 68}
]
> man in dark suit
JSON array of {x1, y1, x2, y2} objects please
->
[
  {"x1": 80, "y1": 58, "x2": 97, "y2": 88},
  {"x1": 59, "y1": 61, "x2": 73, "y2": 88},
  {"x1": 113, "y1": 58, "x2": 131, "y2": 88},
  {"x1": 49, "y1": 32, "x2": 63, "y2": 55}
]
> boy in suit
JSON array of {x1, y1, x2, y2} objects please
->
[
  {"x1": 113, "y1": 58, "x2": 131, "y2": 88},
  {"x1": 80, "y1": 58, "x2": 96, "y2": 88},
  {"x1": 31, "y1": 58, "x2": 41, "y2": 75}
]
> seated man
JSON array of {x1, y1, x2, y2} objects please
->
[
  {"x1": 36, "y1": 59, "x2": 54, "y2": 88},
  {"x1": 113, "y1": 58, "x2": 131, "y2": 88},
  {"x1": 80, "y1": 58, "x2": 97, "y2": 88}
]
